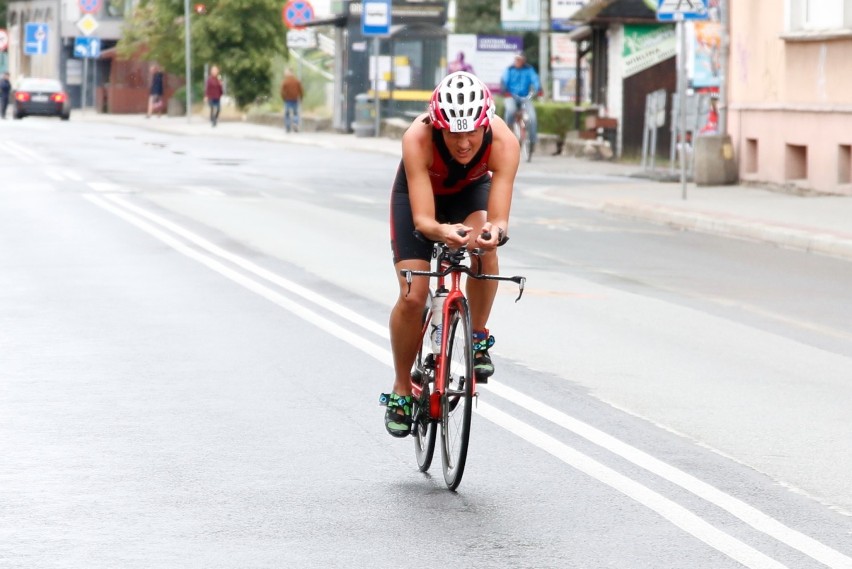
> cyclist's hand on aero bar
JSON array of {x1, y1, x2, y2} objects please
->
[
  {"x1": 475, "y1": 222, "x2": 505, "y2": 251},
  {"x1": 441, "y1": 223, "x2": 472, "y2": 249}
]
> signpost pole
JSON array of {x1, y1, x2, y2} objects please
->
[
  {"x1": 719, "y1": 0, "x2": 729, "y2": 135},
  {"x1": 93, "y1": 45, "x2": 98, "y2": 111},
  {"x1": 373, "y1": 37, "x2": 380, "y2": 137},
  {"x1": 82, "y1": 57, "x2": 88, "y2": 109},
  {"x1": 361, "y1": 0, "x2": 390, "y2": 138},
  {"x1": 657, "y1": 0, "x2": 711, "y2": 199},
  {"x1": 678, "y1": 19, "x2": 687, "y2": 200}
]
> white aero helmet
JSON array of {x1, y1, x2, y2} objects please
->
[{"x1": 428, "y1": 71, "x2": 495, "y2": 133}]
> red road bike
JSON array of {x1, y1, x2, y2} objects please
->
[{"x1": 401, "y1": 231, "x2": 525, "y2": 490}]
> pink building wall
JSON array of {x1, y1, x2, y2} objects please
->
[{"x1": 728, "y1": 0, "x2": 852, "y2": 195}]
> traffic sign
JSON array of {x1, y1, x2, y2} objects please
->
[
  {"x1": 0, "y1": 29, "x2": 8, "y2": 52},
  {"x1": 24, "y1": 23, "x2": 49, "y2": 56},
  {"x1": 76, "y1": 14, "x2": 99, "y2": 36},
  {"x1": 361, "y1": 0, "x2": 391, "y2": 36},
  {"x1": 282, "y1": 0, "x2": 314, "y2": 30},
  {"x1": 287, "y1": 29, "x2": 317, "y2": 49},
  {"x1": 78, "y1": 0, "x2": 102, "y2": 15},
  {"x1": 656, "y1": 0, "x2": 710, "y2": 21},
  {"x1": 74, "y1": 36, "x2": 101, "y2": 58}
]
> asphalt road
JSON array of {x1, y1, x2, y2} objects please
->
[{"x1": 2, "y1": 117, "x2": 851, "y2": 569}]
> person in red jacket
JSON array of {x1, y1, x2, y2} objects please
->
[{"x1": 204, "y1": 65, "x2": 223, "y2": 127}]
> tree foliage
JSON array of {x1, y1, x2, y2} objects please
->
[
  {"x1": 118, "y1": 0, "x2": 287, "y2": 108},
  {"x1": 454, "y1": 0, "x2": 502, "y2": 35}
]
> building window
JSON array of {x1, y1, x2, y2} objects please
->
[
  {"x1": 839, "y1": 145, "x2": 851, "y2": 184},
  {"x1": 745, "y1": 138, "x2": 759, "y2": 174},
  {"x1": 786, "y1": 0, "x2": 851, "y2": 32},
  {"x1": 805, "y1": 0, "x2": 842, "y2": 28},
  {"x1": 785, "y1": 144, "x2": 808, "y2": 181}
]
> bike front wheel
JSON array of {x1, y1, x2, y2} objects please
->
[{"x1": 440, "y1": 299, "x2": 474, "y2": 491}]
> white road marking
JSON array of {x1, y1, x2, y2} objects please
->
[
  {"x1": 335, "y1": 193, "x2": 380, "y2": 205},
  {"x1": 181, "y1": 185, "x2": 226, "y2": 197},
  {"x1": 98, "y1": 194, "x2": 387, "y2": 339},
  {"x1": 486, "y1": 381, "x2": 852, "y2": 569},
  {"x1": 84, "y1": 195, "x2": 852, "y2": 569},
  {"x1": 63, "y1": 169, "x2": 83, "y2": 182},
  {"x1": 0, "y1": 141, "x2": 38, "y2": 163},
  {"x1": 88, "y1": 182, "x2": 130, "y2": 193},
  {"x1": 44, "y1": 169, "x2": 65, "y2": 181},
  {"x1": 477, "y1": 403, "x2": 788, "y2": 569}
]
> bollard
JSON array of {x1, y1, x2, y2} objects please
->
[{"x1": 352, "y1": 93, "x2": 376, "y2": 137}]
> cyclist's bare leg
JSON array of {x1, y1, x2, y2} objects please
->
[
  {"x1": 389, "y1": 259, "x2": 431, "y2": 396},
  {"x1": 467, "y1": 250, "x2": 498, "y2": 330}
]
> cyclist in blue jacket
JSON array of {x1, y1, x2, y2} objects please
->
[{"x1": 500, "y1": 53, "x2": 542, "y2": 156}]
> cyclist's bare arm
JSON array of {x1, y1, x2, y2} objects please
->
[
  {"x1": 479, "y1": 118, "x2": 520, "y2": 250},
  {"x1": 402, "y1": 116, "x2": 472, "y2": 249}
]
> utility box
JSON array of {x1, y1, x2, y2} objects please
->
[{"x1": 694, "y1": 134, "x2": 739, "y2": 186}]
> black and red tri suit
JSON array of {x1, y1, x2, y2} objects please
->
[{"x1": 390, "y1": 126, "x2": 493, "y2": 263}]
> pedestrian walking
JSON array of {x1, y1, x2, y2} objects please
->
[
  {"x1": 0, "y1": 72, "x2": 12, "y2": 120},
  {"x1": 280, "y1": 68, "x2": 303, "y2": 133},
  {"x1": 205, "y1": 65, "x2": 223, "y2": 127},
  {"x1": 147, "y1": 64, "x2": 165, "y2": 118}
]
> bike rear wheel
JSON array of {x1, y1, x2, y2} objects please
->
[
  {"x1": 440, "y1": 299, "x2": 473, "y2": 490},
  {"x1": 413, "y1": 298, "x2": 437, "y2": 472}
]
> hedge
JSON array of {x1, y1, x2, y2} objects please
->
[{"x1": 494, "y1": 99, "x2": 596, "y2": 138}]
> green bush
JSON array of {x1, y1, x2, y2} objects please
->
[
  {"x1": 173, "y1": 82, "x2": 204, "y2": 106},
  {"x1": 495, "y1": 99, "x2": 600, "y2": 138},
  {"x1": 536, "y1": 102, "x2": 577, "y2": 138}
]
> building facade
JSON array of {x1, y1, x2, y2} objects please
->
[
  {"x1": 728, "y1": 0, "x2": 852, "y2": 195},
  {"x1": 6, "y1": 0, "x2": 127, "y2": 107}
]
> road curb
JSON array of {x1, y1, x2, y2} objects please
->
[
  {"x1": 528, "y1": 187, "x2": 852, "y2": 262},
  {"x1": 599, "y1": 200, "x2": 852, "y2": 262}
]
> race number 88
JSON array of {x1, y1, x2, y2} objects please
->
[{"x1": 450, "y1": 118, "x2": 470, "y2": 133}]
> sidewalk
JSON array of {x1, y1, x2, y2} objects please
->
[{"x1": 78, "y1": 111, "x2": 852, "y2": 263}]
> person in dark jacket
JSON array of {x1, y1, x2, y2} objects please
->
[
  {"x1": 205, "y1": 65, "x2": 223, "y2": 127},
  {"x1": 147, "y1": 64, "x2": 165, "y2": 118},
  {"x1": 0, "y1": 72, "x2": 12, "y2": 120}
]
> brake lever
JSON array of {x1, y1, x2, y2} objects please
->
[
  {"x1": 514, "y1": 276, "x2": 526, "y2": 302},
  {"x1": 401, "y1": 270, "x2": 413, "y2": 297}
]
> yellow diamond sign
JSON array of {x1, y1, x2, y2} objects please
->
[{"x1": 76, "y1": 14, "x2": 99, "y2": 36}]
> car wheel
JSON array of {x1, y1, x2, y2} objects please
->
[
  {"x1": 61, "y1": 114, "x2": 70, "y2": 121},
  {"x1": 13, "y1": 113, "x2": 23, "y2": 120}
]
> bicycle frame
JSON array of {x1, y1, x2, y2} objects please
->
[
  {"x1": 513, "y1": 97, "x2": 530, "y2": 128},
  {"x1": 401, "y1": 243, "x2": 525, "y2": 420},
  {"x1": 510, "y1": 94, "x2": 534, "y2": 162}
]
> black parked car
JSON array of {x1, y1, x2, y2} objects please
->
[{"x1": 14, "y1": 78, "x2": 71, "y2": 120}]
